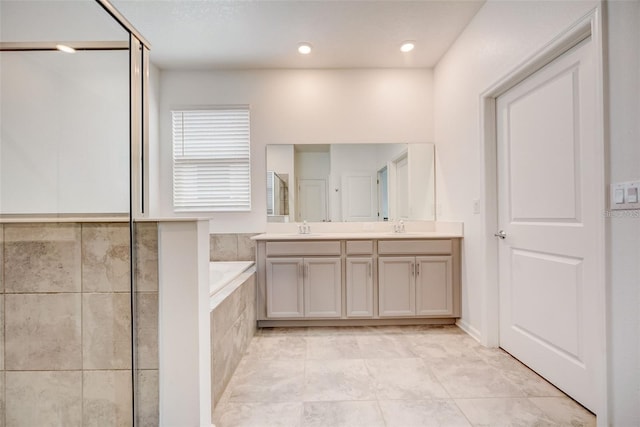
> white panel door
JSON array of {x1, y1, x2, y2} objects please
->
[
  {"x1": 497, "y1": 38, "x2": 599, "y2": 411},
  {"x1": 298, "y1": 179, "x2": 327, "y2": 222},
  {"x1": 266, "y1": 258, "x2": 304, "y2": 318},
  {"x1": 304, "y1": 257, "x2": 342, "y2": 318},
  {"x1": 346, "y1": 257, "x2": 374, "y2": 317},
  {"x1": 341, "y1": 172, "x2": 377, "y2": 222}
]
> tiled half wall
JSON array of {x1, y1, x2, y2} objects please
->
[
  {"x1": 0, "y1": 222, "x2": 159, "y2": 426},
  {"x1": 210, "y1": 273, "x2": 257, "y2": 411},
  {"x1": 210, "y1": 234, "x2": 257, "y2": 261}
]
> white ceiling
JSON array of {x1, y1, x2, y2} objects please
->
[{"x1": 110, "y1": 0, "x2": 485, "y2": 70}]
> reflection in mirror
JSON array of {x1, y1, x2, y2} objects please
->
[
  {"x1": 266, "y1": 143, "x2": 435, "y2": 223},
  {"x1": 266, "y1": 171, "x2": 289, "y2": 218}
]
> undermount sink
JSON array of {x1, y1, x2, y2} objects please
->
[{"x1": 384, "y1": 232, "x2": 424, "y2": 236}]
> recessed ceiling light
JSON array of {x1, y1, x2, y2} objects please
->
[
  {"x1": 400, "y1": 42, "x2": 415, "y2": 53},
  {"x1": 56, "y1": 44, "x2": 76, "y2": 53},
  {"x1": 298, "y1": 43, "x2": 312, "y2": 55}
]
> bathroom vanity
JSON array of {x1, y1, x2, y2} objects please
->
[{"x1": 252, "y1": 224, "x2": 462, "y2": 327}]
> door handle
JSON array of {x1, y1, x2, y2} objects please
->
[
  {"x1": 494, "y1": 230, "x2": 507, "y2": 239},
  {"x1": 411, "y1": 262, "x2": 415, "y2": 277},
  {"x1": 416, "y1": 263, "x2": 420, "y2": 276}
]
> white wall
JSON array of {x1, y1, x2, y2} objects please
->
[
  {"x1": 604, "y1": 1, "x2": 640, "y2": 424},
  {"x1": 434, "y1": 0, "x2": 639, "y2": 423},
  {"x1": 0, "y1": 50, "x2": 129, "y2": 214},
  {"x1": 157, "y1": 69, "x2": 433, "y2": 232}
]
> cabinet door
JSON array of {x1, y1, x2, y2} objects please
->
[
  {"x1": 346, "y1": 257, "x2": 374, "y2": 318},
  {"x1": 378, "y1": 257, "x2": 415, "y2": 317},
  {"x1": 304, "y1": 257, "x2": 342, "y2": 318},
  {"x1": 415, "y1": 256, "x2": 453, "y2": 316},
  {"x1": 266, "y1": 258, "x2": 304, "y2": 318}
]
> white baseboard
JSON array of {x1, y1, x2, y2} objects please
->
[{"x1": 455, "y1": 318, "x2": 483, "y2": 344}]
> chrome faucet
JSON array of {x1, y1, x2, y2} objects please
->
[
  {"x1": 393, "y1": 219, "x2": 405, "y2": 233},
  {"x1": 298, "y1": 220, "x2": 311, "y2": 234}
]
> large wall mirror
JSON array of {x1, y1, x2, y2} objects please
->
[{"x1": 266, "y1": 143, "x2": 435, "y2": 223}]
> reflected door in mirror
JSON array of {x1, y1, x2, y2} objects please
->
[{"x1": 298, "y1": 179, "x2": 327, "y2": 222}]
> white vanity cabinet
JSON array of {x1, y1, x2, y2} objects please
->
[
  {"x1": 378, "y1": 256, "x2": 453, "y2": 317},
  {"x1": 265, "y1": 257, "x2": 304, "y2": 318},
  {"x1": 304, "y1": 257, "x2": 342, "y2": 317},
  {"x1": 255, "y1": 234, "x2": 461, "y2": 326},
  {"x1": 378, "y1": 256, "x2": 416, "y2": 316},
  {"x1": 345, "y1": 241, "x2": 375, "y2": 318},
  {"x1": 378, "y1": 240, "x2": 456, "y2": 317},
  {"x1": 264, "y1": 241, "x2": 342, "y2": 319}
]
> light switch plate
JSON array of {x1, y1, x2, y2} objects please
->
[{"x1": 610, "y1": 181, "x2": 640, "y2": 210}]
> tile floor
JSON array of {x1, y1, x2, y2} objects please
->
[{"x1": 213, "y1": 325, "x2": 595, "y2": 427}]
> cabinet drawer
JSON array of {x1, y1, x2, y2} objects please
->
[
  {"x1": 346, "y1": 240, "x2": 374, "y2": 255},
  {"x1": 378, "y1": 239, "x2": 452, "y2": 255},
  {"x1": 266, "y1": 241, "x2": 341, "y2": 256}
]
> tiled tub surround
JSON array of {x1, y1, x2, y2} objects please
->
[
  {"x1": 209, "y1": 263, "x2": 257, "y2": 414},
  {"x1": 0, "y1": 221, "x2": 159, "y2": 426},
  {"x1": 210, "y1": 233, "x2": 258, "y2": 262}
]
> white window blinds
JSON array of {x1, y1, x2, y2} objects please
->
[{"x1": 172, "y1": 108, "x2": 251, "y2": 212}]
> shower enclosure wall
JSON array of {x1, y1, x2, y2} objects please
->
[{"x1": 0, "y1": 0, "x2": 154, "y2": 425}]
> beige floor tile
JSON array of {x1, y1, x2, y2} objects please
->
[
  {"x1": 306, "y1": 335, "x2": 361, "y2": 359},
  {"x1": 365, "y1": 358, "x2": 449, "y2": 399},
  {"x1": 410, "y1": 331, "x2": 485, "y2": 363},
  {"x1": 304, "y1": 359, "x2": 376, "y2": 401},
  {"x1": 244, "y1": 335, "x2": 306, "y2": 360},
  {"x1": 431, "y1": 358, "x2": 525, "y2": 398},
  {"x1": 304, "y1": 326, "x2": 378, "y2": 336},
  {"x1": 229, "y1": 359, "x2": 305, "y2": 402},
  {"x1": 529, "y1": 397, "x2": 596, "y2": 426},
  {"x1": 378, "y1": 399, "x2": 472, "y2": 427},
  {"x1": 455, "y1": 397, "x2": 555, "y2": 426},
  {"x1": 356, "y1": 334, "x2": 417, "y2": 358},
  {"x1": 486, "y1": 354, "x2": 565, "y2": 397},
  {"x1": 259, "y1": 327, "x2": 308, "y2": 336},
  {"x1": 215, "y1": 326, "x2": 591, "y2": 427},
  {"x1": 215, "y1": 402, "x2": 303, "y2": 427},
  {"x1": 303, "y1": 401, "x2": 385, "y2": 427}
]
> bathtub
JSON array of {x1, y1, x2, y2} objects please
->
[{"x1": 209, "y1": 261, "x2": 256, "y2": 307}]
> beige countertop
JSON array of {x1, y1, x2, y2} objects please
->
[{"x1": 252, "y1": 231, "x2": 463, "y2": 241}]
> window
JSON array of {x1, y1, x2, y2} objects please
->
[{"x1": 172, "y1": 108, "x2": 251, "y2": 212}]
